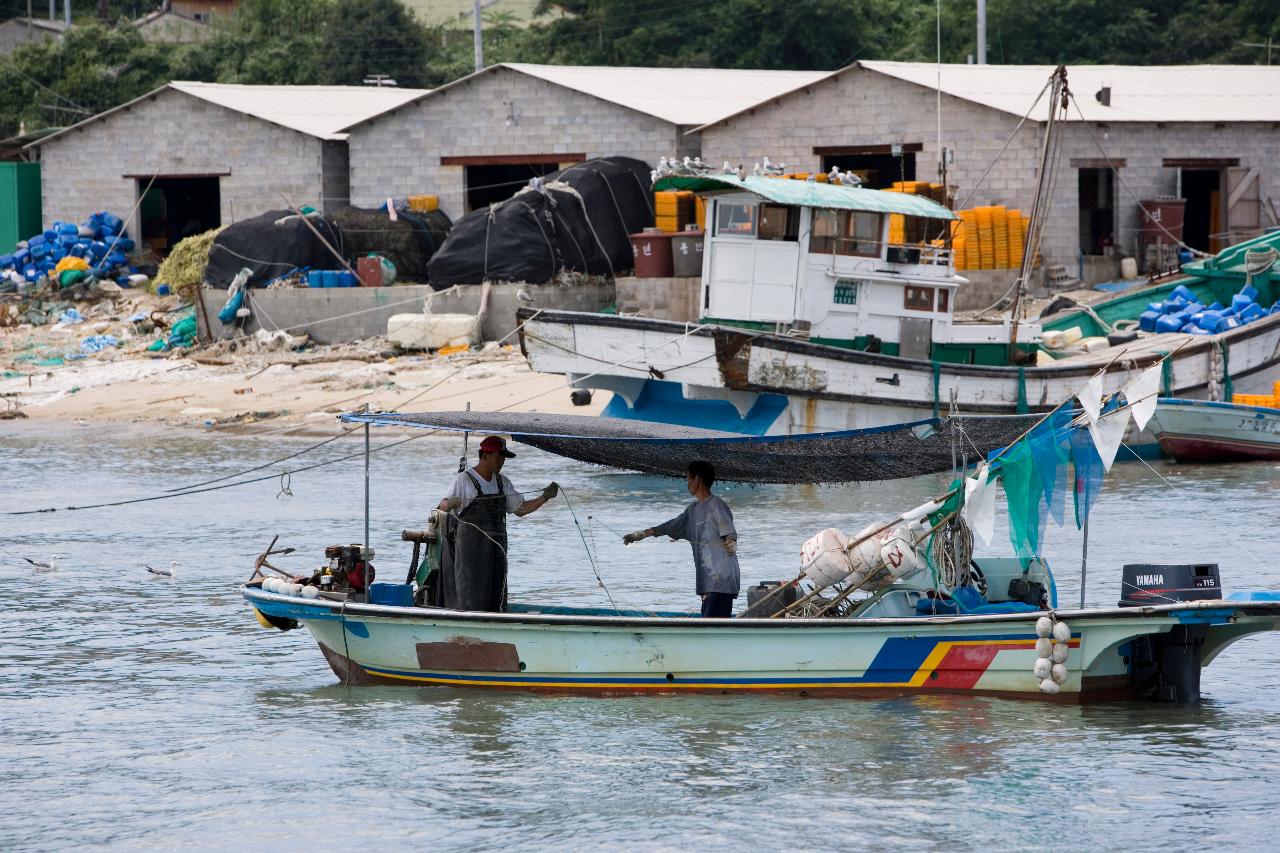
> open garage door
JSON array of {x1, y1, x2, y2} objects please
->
[{"x1": 135, "y1": 174, "x2": 222, "y2": 255}]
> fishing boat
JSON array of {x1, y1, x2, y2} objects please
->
[
  {"x1": 1147, "y1": 397, "x2": 1280, "y2": 462},
  {"x1": 242, "y1": 390, "x2": 1280, "y2": 704},
  {"x1": 516, "y1": 181, "x2": 1280, "y2": 436}
]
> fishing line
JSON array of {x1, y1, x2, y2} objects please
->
[{"x1": 558, "y1": 486, "x2": 620, "y2": 612}]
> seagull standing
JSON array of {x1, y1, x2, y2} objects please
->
[
  {"x1": 23, "y1": 556, "x2": 60, "y2": 572},
  {"x1": 144, "y1": 561, "x2": 179, "y2": 579},
  {"x1": 516, "y1": 288, "x2": 534, "y2": 304}
]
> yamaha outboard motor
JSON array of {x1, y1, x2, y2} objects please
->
[{"x1": 1119, "y1": 563, "x2": 1222, "y2": 702}]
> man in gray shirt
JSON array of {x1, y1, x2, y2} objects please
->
[{"x1": 623, "y1": 460, "x2": 740, "y2": 617}]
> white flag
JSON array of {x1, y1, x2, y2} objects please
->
[
  {"x1": 1076, "y1": 374, "x2": 1104, "y2": 426},
  {"x1": 962, "y1": 463, "x2": 998, "y2": 546},
  {"x1": 1088, "y1": 407, "x2": 1130, "y2": 471},
  {"x1": 1125, "y1": 363, "x2": 1162, "y2": 431}
]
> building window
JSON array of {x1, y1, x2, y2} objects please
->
[
  {"x1": 757, "y1": 203, "x2": 799, "y2": 241},
  {"x1": 904, "y1": 285, "x2": 934, "y2": 311},
  {"x1": 715, "y1": 202, "x2": 757, "y2": 237},
  {"x1": 833, "y1": 279, "x2": 859, "y2": 305}
]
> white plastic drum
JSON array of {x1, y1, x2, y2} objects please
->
[
  {"x1": 879, "y1": 527, "x2": 922, "y2": 580},
  {"x1": 800, "y1": 528, "x2": 853, "y2": 590}
]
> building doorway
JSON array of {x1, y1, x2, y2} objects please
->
[
  {"x1": 137, "y1": 176, "x2": 221, "y2": 255},
  {"x1": 1179, "y1": 169, "x2": 1221, "y2": 253},
  {"x1": 1077, "y1": 167, "x2": 1115, "y2": 255},
  {"x1": 464, "y1": 162, "x2": 559, "y2": 211},
  {"x1": 819, "y1": 151, "x2": 916, "y2": 189}
]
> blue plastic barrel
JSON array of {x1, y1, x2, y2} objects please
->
[
  {"x1": 337, "y1": 270, "x2": 357, "y2": 288},
  {"x1": 307, "y1": 270, "x2": 324, "y2": 288}
]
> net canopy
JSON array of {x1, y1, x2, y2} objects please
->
[{"x1": 340, "y1": 411, "x2": 1041, "y2": 484}]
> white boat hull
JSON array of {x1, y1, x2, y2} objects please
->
[{"x1": 1148, "y1": 399, "x2": 1280, "y2": 462}]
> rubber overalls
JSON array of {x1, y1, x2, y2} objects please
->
[{"x1": 441, "y1": 470, "x2": 509, "y2": 612}]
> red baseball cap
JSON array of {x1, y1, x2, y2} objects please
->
[{"x1": 479, "y1": 435, "x2": 516, "y2": 458}]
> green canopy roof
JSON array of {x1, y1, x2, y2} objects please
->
[{"x1": 653, "y1": 174, "x2": 958, "y2": 220}]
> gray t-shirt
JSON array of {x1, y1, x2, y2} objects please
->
[
  {"x1": 446, "y1": 467, "x2": 523, "y2": 514},
  {"x1": 652, "y1": 493, "x2": 740, "y2": 596}
]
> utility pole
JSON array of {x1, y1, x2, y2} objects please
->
[
  {"x1": 472, "y1": 0, "x2": 484, "y2": 73},
  {"x1": 976, "y1": 0, "x2": 987, "y2": 64},
  {"x1": 63, "y1": 0, "x2": 70, "y2": 28},
  {"x1": 1240, "y1": 39, "x2": 1274, "y2": 65}
]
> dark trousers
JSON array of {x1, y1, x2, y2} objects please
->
[{"x1": 701, "y1": 592, "x2": 735, "y2": 618}]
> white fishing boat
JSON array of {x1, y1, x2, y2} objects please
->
[
  {"x1": 516, "y1": 180, "x2": 1280, "y2": 436},
  {"x1": 243, "y1": 388, "x2": 1280, "y2": 704},
  {"x1": 1147, "y1": 397, "x2": 1280, "y2": 463}
]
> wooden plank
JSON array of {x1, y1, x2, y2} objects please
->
[
  {"x1": 1227, "y1": 167, "x2": 1260, "y2": 210},
  {"x1": 814, "y1": 143, "x2": 924, "y2": 156},
  {"x1": 1162, "y1": 158, "x2": 1239, "y2": 168},
  {"x1": 441, "y1": 153, "x2": 585, "y2": 166}
]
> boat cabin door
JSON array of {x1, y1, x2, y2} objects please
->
[
  {"x1": 707, "y1": 199, "x2": 802, "y2": 323},
  {"x1": 899, "y1": 317, "x2": 932, "y2": 360}
]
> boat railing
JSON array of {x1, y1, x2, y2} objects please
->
[{"x1": 814, "y1": 237, "x2": 954, "y2": 268}]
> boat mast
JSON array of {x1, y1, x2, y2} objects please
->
[{"x1": 1008, "y1": 66, "x2": 1069, "y2": 357}]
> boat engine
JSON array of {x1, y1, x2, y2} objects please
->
[
  {"x1": 1118, "y1": 563, "x2": 1222, "y2": 703},
  {"x1": 318, "y1": 544, "x2": 376, "y2": 593}
]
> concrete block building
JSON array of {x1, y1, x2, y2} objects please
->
[
  {"x1": 25, "y1": 82, "x2": 426, "y2": 253},
  {"x1": 345, "y1": 63, "x2": 826, "y2": 217},
  {"x1": 698, "y1": 62, "x2": 1280, "y2": 283}
]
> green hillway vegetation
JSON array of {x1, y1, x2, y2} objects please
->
[{"x1": 0, "y1": 0, "x2": 1276, "y2": 138}]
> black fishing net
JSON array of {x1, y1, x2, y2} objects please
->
[
  {"x1": 326, "y1": 205, "x2": 452, "y2": 281},
  {"x1": 205, "y1": 209, "x2": 345, "y2": 288},
  {"x1": 342, "y1": 411, "x2": 1042, "y2": 483}
]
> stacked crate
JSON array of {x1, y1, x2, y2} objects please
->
[{"x1": 655, "y1": 191, "x2": 696, "y2": 233}]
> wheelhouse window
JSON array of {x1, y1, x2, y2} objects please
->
[
  {"x1": 715, "y1": 202, "x2": 757, "y2": 237},
  {"x1": 757, "y1": 203, "x2": 799, "y2": 241},
  {"x1": 936, "y1": 287, "x2": 949, "y2": 313},
  {"x1": 904, "y1": 285, "x2": 935, "y2": 311},
  {"x1": 809, "y1": 209, "x2": 882, "y2": 256}
]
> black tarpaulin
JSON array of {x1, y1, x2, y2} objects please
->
[
  {"x1": 426, "y1": 156, "x2": 654, "y2": 288},
  {"x1": 339, "y1": 410, "x2": 1042, "y2": 484},
  {"x1": 327, "y1": 205, "x2": 452, "y2": 281},
  {"x1": 205, "y1": 209, "x2": 344, "y2": 288}
]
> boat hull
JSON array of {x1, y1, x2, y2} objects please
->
[
  {"x1": 243, "y1": 589, "x2": 1280, "y2": 703},
  {"x1": 1149, "y1": 399, "x2": 1280, "y2": 462},
  {"x1": 517, "y1": 308, "x2": 1280, "y2": 437}
]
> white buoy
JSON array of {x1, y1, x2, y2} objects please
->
[
  {"x1": 300, "y1": 585, "x2": 320, "y2": 599},
  {"x1": 288, "y1": 583, "x2": 302, "y2": 597},
  {"x1": 1036, "y1": 616, "x2": 1053, "y2": 638},
  {"x1": 1034, "y1": 658, "x2": 1053, "y2": 679},
  {"x1": 1039, "y1": 678, "x2": 1061, "y2": 695},
  {"x1": 263, "y1": 578, "x2": 279, "y2": 593},
  {"x1": 1035, "y1": 638, "x2": 1053, "y2": 658},
  {"x1": 1052, "y1": 621, "x2": 1072, "y2": 643},
  {"x1": 1051, "y1": 663, "x2": 1068, "y2": 685},
  {"x1": 1051, "y1": 642, "x2": 1070, "y2": 664}
]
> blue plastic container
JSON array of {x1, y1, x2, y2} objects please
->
[
  {"x1": 337, "y1": 270, "x2": 357, "y2": 288},
  {"x1": 99, "y1": 213, "x2": 124, "y2": 235},
  {"x1": 1240, "y1": 303, "x2": 1265, "y2": 323},
  {"x1": 1213, "y1": 315, "x2": 1242, "y2": 333},
  {"x1": 27, "y1": 234, "x2": 45, "y2": 248},
  {"x1": 1184, "y1": 325, "x2": 1212, "y2": 336},
  {"x1": 29, "y1": 242, "x2": 48, "y2": 259},
  {"x1": 1155, "y1": 313, "x2": 1186, "y2": 334},
  {"x1": 116, "y1": 238, "x2": 135, "y2": 253},
  {"x1": 368, "y1": 582, "x2": 414, "y2": 607},
  {"x1": 43, "y1": 229, "x2": 56, "y2": 242},
  {"x1": 57, "y1": 222, "x2": 77, "y2": 236},
  {"x1": 1231, "y1": 293, "x2": 1255, "y2": 314},
  {"x1": 0, "y1": 254, "x2": 12, "y2": 269},
  {"x1": 1240, "y1": 284, "x2": 1259, "y2": 302},
  {"x1": 307, "y1": 270, "x2": 325, "y2": 288},
  {"x1": 1170, "y1": 284, "x2": 1198, "y2": 303},
  {"x1": 1139, "y1": 310, "x2": 1161, "y2": 333}
]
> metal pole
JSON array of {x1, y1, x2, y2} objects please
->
[
  {"x1": 1079, "y1": 516, "x2": 1089, "y2": 609},
  {"x1": 363, "y1": 418, "x2": 371, "y2": 597},
  {"x1": 63, "y1": 0, "x2": 69, "y2": 28},
  {"x1": 976, "y1": 0, "x2": 987, "y2": 64},
  {"x1": 472, "y1": 0, "x2": 484, "y2": 73}
]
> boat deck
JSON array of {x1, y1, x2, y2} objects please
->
[{"x1": 1048, "y1": 331, "x2": 1196, "y2": 368}]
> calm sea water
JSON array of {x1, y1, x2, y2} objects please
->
[{"x1": 4, "y1": 422, "x2": 1280, "y2": 851}]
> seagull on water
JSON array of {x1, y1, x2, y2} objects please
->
[
  {"x1": 23, "y1": 556, "x2": 61, "y2": 572},
  {"x1": 144, "y1": 561, "x2": 179, "y2": 579}
]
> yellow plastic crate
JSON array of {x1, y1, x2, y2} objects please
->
[
  {"x1": 407, "y1": 195, "x2": 438, "y2": 212},
  {"x1": 888, "y1": 214, "x2": 905, "y2": 245}
]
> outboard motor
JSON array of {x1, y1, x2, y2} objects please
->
[
  {"x1": 1119, "y1": 563, "x2": 1222, "y2": 702},
  {"x1": 321, "y1": 544, "x2": 375, "y2": 593}
]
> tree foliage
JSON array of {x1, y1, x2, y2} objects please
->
[{"x1": 0, "y1": 0, "x2": 1276, "y2": 138}]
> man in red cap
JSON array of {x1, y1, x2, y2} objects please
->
[{"x1": 436, "y1": 435, "x2": 557, "y2": 611}]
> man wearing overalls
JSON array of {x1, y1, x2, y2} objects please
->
[{"x1": 437, "y1": 435, "x2": 558, "y2": 612}]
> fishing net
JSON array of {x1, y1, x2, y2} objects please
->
[{"x1": 343, "y1": 410, "x2": 1042, "y2": 484}]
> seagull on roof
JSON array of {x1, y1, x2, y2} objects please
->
[
  {"x1": 650, "y1": 169, "x2": 661, "y2": 184},
  {"x1": 735, "y1": 164, "x2": 747, "y2": 181},
  {"x1": 145, "y1": 561, "x2": 178, "y2": 579},
  {"x1": 23, "y1": 556, "x2": 60, "y2": 572},
  {"x1": 722, "y1": 161, "x2": 732, "y2": 173},
  {"x1": 752, "y1": 162, "x2": 761, "y2": 176}
]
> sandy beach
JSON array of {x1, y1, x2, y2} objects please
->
[{"x1": 1, "y1": 292, "x2": 604, "y2": 432}]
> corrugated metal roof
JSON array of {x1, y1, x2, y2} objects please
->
[
  {"x1": 30, "y1": 81, "x2": 430, "y2": 149},
  {"x1": 501, "y1": 64, "x2": 828, "y2": 126},
  {"x1": 654, "y1": 174, "x2": 958, "y2": 219},
  {"x1": 860, "y1": 61, "x2": 1280, "y2": 123}
]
